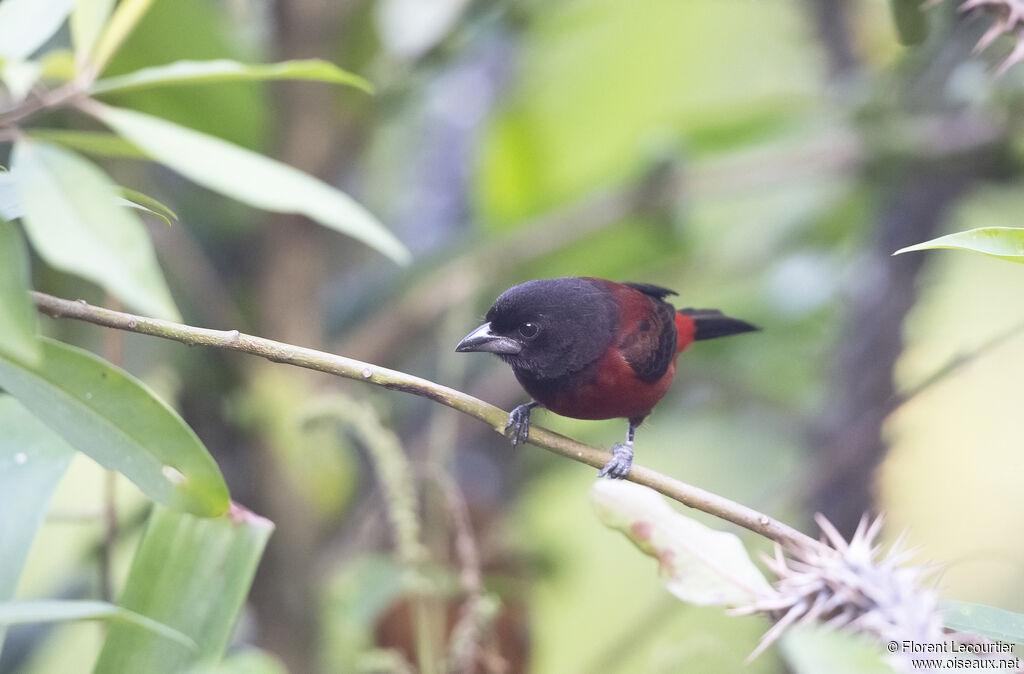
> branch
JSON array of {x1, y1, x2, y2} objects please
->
[{"x1": 32, "y1": 291, "x2": 819, "y2": 551}]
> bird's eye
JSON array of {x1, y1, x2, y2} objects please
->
[{"x1": 518, "y1": 322, "x2": 539, "y2": 339}]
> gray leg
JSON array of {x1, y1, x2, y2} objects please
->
[
  {"x1": 598, "y1": 422, "x2": 636, "y2": 479},
  {"x1": 506, "y1": 401, "x2": 538, "y2": 446}
]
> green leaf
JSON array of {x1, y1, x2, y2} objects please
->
[
  {"x1": 0, "y1": 396, "x2": 74, "y2": 652},
  {"x1": 0, "y1": 337, "x2": 229, "y2": 517},
  {"x1": 0, "y1": 222, "x2": 41, "y2": 364},
  {"x1": 187, "y1": 650, "x2": 287, "y2": 674},
  {"x1": 91, "y1": 58, "x2": 373, "y2": 95},
  {"x1": 117, "y1": 187, "x2": 178, "y2": 227},
  {"x1": 894, "y1": 227, "x2": 1024, "y2": 264},
  {"x1": 11, "y1": 138, "x2": 180, "y2": 320},
  {"x1": 0, "y1": 600, "x2": 196, "y2": 652},
  {"x1": 780, "y1": 626, "x2": 897, "y2": 674},
  {"x1": 93, "y1": 504, "x2": 274, "y2": 673},
  {"x1": 0, "y1": 0, "x2": 74, "y2": 60},
  {"x1": 942, "y1": 599, "x2": 1024, "y2": 644},
  {"x1": 90, "y1": 0, "x2": 155, "y2": 74},
  {"x1": 27, "y1": 129, "x2": 148, "y2": 159},
  {"x1": 89, "y1": 104, "x2": 411, "y2": 265},
  {"x1": 72, "y1": 0, "x2": 116, "y2": 62},
  {"x1": 0, "y1": 59, "x2": 42, "y2": 103},
  {"x1": 590, "y1": 480, "x2": 772, "y2": 606}
]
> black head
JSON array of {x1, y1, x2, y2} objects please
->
[{"x1": 455, "y1": 278, "x2": 618, "y2": 380}]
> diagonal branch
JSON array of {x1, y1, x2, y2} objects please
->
[{"x1": 31, "y1": 291, "x2": 819, "y2": 551}]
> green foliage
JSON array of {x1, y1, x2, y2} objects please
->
[
  {"x1": 942, "y1": 599, "x2": 1024, "y2": 644},
  {"x1": 889, "y1": 0, "x2": 928, "y2": 46},
  {"x1": 0, "y1": 338, "x2": 229, "y2": 517},
  {"x1": 0, "y1": 0, "x2": 73, "y2": 60},
  {"x1": 11, "y1": 138, "x2": 180, "y2": 319},
  {"x1": 0, "y1": 223, "x2": 41, "y2": 364},
  {"x1": 779, "y1": 626, "x2": 897, "y2": 674},
  {"x1": 93, "y1": 505, "x2": 273, "y2": 673},
  {"x1": 0, "y1": 396, "x2": 74, "y2": 651},
  {"x1": 895, "y1": 227, "x2": 1024, "y2": 264}
]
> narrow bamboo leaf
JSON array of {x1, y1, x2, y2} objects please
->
[
  {"x1": 93, "y1": 504, "x2": 274, "y2": 674},
  {"x1": 894, "y1": 227, "x2": 1024, "y2": 264},
  {"x1": 0, "y1": 0, "x2": 74, "y2": 60},
  {"x1": 0, "y1": 222, "x2": 41, "y2": 364},
  {"x1": 11, "y1": 139, "x2": 180, "y2": 320},
  {"x1": 942, "y1": 599, "x2": 1024, "y2": 644},
  {"x1": 0, "y1": 600, "x2": 196, "y2": 651},
  {"x1": 0, "y1": 337, "x2": 229, "y2": 517},
  {"x1": 27, "y1": 129, "x2": 148, "y2": 159},
  {"x1": 91, "y1": 58, "x2": 373, "y2": 95},
  {"x1": 116, "y1": 187, "x2": 178, "y2": 226},
  {"x1": 89, "y1": 104, "x2": 411, "y2": 264},
  {"x1": 780, "y1": 626, "x2": 896, "y2": 674},
  {"x1": 89, "y1": 0, "x2": 154, "y2": 74},
  {"x1": 0, "y1": 396, "x2": 74, "y2": 652},
  {"x1": 591, "y1": 480, "x2": 772, "y2": 606},
  {"x1": 72, "y1": 0, "x2": 116, "y2": 62}
]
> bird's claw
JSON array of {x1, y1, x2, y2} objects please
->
[
  {"x1": 597, "y1": 443, "x2": 633, "y2": 479},
  {"x1": 505, "y1": 403, "x2": 533, "y2": 446}
]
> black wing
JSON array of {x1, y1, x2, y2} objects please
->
[{"x1": 618, "y1": 290, "x2": 678, "y2": 382}]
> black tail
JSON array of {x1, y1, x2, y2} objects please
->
[{"x1": 679, "y1": 308, "x2": 759, "y2": 341}]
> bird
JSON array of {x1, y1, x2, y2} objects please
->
[{"x1": 455, "y1": 277, "x2": 757, "y2": 479}]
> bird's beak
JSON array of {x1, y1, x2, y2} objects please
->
[{"x1": 455, "y1": 322, "x2": 522, "y2": 355}]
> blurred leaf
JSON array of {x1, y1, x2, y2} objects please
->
[
  {"x1": 779, "y1": 626, "x2": 896, "y2": 674},
  {"x1": 889, "y1": 0, "x2": 928, "y2": 46},
  {"x1": 90, "y1": 0, "x2": 154, "y2": 74},
  {"x1": 894, "y1": 227, "x2": 1024, "y2": 263},
  {"x1": 11, "y1": 138, "x2": 180, "y2": 319},
  {"x1": 186, "y1": 649, "x2": 287, "y2": 674},
  {"x1": 590, "y1": 480, "x2": 772, "y2": 606},
  {"x1": 117, "y1": 186, "x2": 178, "y2": 226},
  {"x1": 90, "y1": 104, "x2": 411, "y2": 264},
  {"x1": 941, "y1": 599, "x2": 1024, "y2": 644},
  {"x1": 39, "y1": 48, "x2": 77, "y2": 80},
  {"x1": 72, "y1": 0, "x2": 116, "y2": 63},
  {"x1": 91, "y1": 58, "x2": 373, "y2": 95},
  {"x1": 0, "y1": 222, "x2": 41, "y2": 364},
  {"x1": 93, "y1": 504, "x2": 274, "y2": 674},
  {"x1": 0, "y1": 396, "x2": 74, "y2": 651},
  {"x1": 0, "y1": 0, "x2": 74, "y2": 60},
  {"x1": 0, "y1": 337, "x2": 230, "y2": 517},
  {"x1": 27, "y1": 129, "x2": 147, "y2": 159},
  {"x1": 0, "y1": 600, "x2": 196, "y2": 651},
  {"x1": 0, "y1": 171, "x2": 18, "y2": 220},
  {"x1": 0, "y1": 59, "x2": 42, "y2": 103}
]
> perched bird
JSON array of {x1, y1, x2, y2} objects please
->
[{"x1": 456, "y1": 277, "x2": 757, "y2": 478}]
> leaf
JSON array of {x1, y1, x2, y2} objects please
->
[
  {"x1": 0, "y1": 171, "x2": 19, "y2": 220},
  {"x1": 941, "y1": 599, "x2": 1024, "y2": 644},
  {"x1": 90, "y1": 0, "x2": 155, "y2": 74},
  {"x1": 186, "y1": 650, "x2": 287, "y2": 674},
  {"x1": 0, "y1": 337, "x2": 229, "y2": 517},
  {"x1": 93, "y1": 504, "x2": 274, "y2": 673},
  {"x1": 893, "y1": 227, "x2": 1024, "y2": 264},
  {"x1": 11, "y1": 138, "x2": 180, "y2": 320},
  {"x1": 27, "y1": 129, "x2": 148, "y2": 159},
  {"x1": 0, "y1": 222, "x2": 41, "y2": 364},
  {"x1": 0, "y1": 600, "x2": 196, "y2": 652},
  {"x1": 0, "y1": 0, "x2": 75, "y2": 60},
  {"x1": 117, "y1": 187, "x2": 178, "y2": 226},
  {"x1": 0, "y1": 396, "x2": 74, "y2": 651},
  {"x1": 91, "y1": 58, "x2": 373, "y2": 95},
  {"x1": 780, "y1": 625, "x2": 897, "y2": 674},
  {"x1": 0, "y1": 59, "x2": 42, "y2": 103},
  {"x1": 72, "y1": 0, "x2": 116, "y2": 62},
  {"x1": 89, "y1": 104, "x2": 411, "y2": 265},
  {"x1": 590, "y1": 480, "x2": 772, "y2": 606}
]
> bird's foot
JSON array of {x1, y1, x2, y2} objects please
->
[
  {"x1": 505, "y1": 403, "x2": 534, "y2": 446},
  {"x1": 597, "y1": 443, "x2": 633, "y2": 479}
]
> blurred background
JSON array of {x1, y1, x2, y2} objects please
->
[{"x1": 6, "y1": 0, "x2": 1024, "y2": 672}]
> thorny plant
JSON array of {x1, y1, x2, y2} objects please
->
[{"x1": 949, "y1": 0, "x2": 1024, "y2": 74}]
